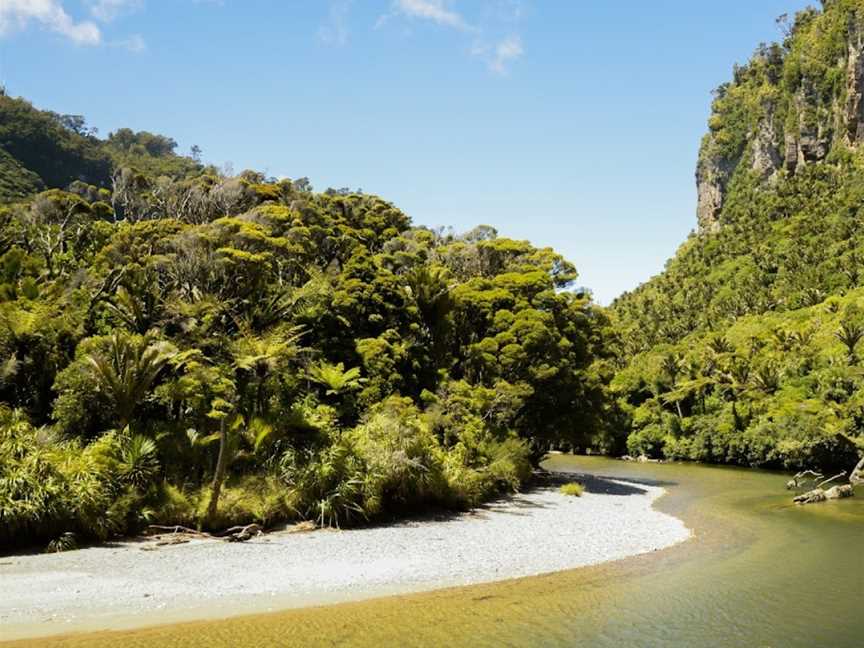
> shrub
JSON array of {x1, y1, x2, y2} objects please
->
[
  {"x1": 279, "y1": 436, "x2": 368, "y2": 528},
  {"x1": 349, "y1": 397, "x2": 449, "y2": 516},
  {"x1": 151, "y1": 483, "x2": 197, "y2": 527},
  {"x1": 195, "y1": 475, "x2": 293, "y2": 530},
  {"x1": 560, "y1": 482, "x2": 584, "y2": 497}
]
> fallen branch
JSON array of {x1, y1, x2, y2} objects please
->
[
  {"x1": 144, "y1": 523, "x2": 265, "y2": 544},
  {"x1": 287, "y1": 521, "x2": 316, "y2": 534},
  {"x1": 620, "y1": 454, "x2": 662, "y2": 463},
  {"x1": 145, "y1": 525, "x2": 208, "y2": 537},
  {"x1": 790, "y1": 459, "x2": 860, "y2": 505},
  {"x1": 825, "y1": 485, "x2": 854, "y2": 500},
  {"x1": 793, "y1": 483, "x2": 855, "y2": 504},
  {"x1": 786, "y1": 470, "x2": 824, "y2": 490},
  {"x1": 851, "y1": 457, "x2": 864, "y2": 486},
  {"x1": 815, "y1": 472, "x2": 846, "y2": 490},
  {"x1": 155, "y1": 536, "x2": 191, "y2": 547},
  {"x1": 214, "y1": 523, "x2": 263, "y2": 542}
]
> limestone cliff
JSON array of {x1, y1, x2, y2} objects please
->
[{"x1": 696, "y1": 1, "x2": 864, "y2": 232}]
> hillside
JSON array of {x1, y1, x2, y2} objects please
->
[
  {"x1": 611, "y1": 0, "x2": 864, "y2": 470},
  {"x1": 0, "y1": 92, "x2": 204, "y2": 203}
]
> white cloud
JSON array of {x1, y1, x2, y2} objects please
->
[
  {"x1": 0, "y1": 0, "x2": 100, "y2": 45},
  {"x1": 379, "y1": 1, "x2": 526, "y2": 75},
  {"x1": 319, "y1": 0, "x2": 352, "y2": 46},
  {"x1": 471, "y1": 35, "x2": 523, "y2": 75},
  {"x1": 488, "y1": 34, "x2": 522, "y2": 74},
  {"x1": 493, "y1": 0, "x2": 525, "y2": 23},
  {"x1": 87, "y1": 0, "x2": 143, "y2": 23},
  {"x1": 387, "y1": 0, "x2": 473, "y2": 32},
  {"x1": 112, "y1": 32, "x2": 145, "y2": 52}
]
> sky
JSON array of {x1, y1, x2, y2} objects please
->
[{"x1": 0, "y1": 0, "x2": 813, "y2": 303}]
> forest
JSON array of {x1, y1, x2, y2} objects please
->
[
  {"x1": 611, "y1": 0, "x2": 864, "y2": 471},
  {"x1": 3, "y1": 0, "x2": 864, "y2": 551},
  {"x1": 0, "y1": 91, "x2": 615, "y2": 549}
]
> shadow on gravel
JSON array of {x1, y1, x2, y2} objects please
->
[
  {"x1": 541, "y1": 471, "x2": 679, "y2": 496},
  {"x1": 479, "y1": 494, "x2": 553, "y2": 516}
]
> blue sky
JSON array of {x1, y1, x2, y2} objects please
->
[{"x1": 0, "y1": 0, "x2": 811, "y2": 303}]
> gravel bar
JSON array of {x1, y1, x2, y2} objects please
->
[{"x1": 0, "y1": 476, "x2": 690, "y2": 641}]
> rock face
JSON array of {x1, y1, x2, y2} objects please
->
[
  {"x1": 751, "y1": 109, "x2": 783, "y2": 179},
  {"x1": 845, "y1": 18, "x2": 864, "y2": 142},
  {"x1": 695, "y1": 5, "x2": 864, "y2": 233},
  {"x1": 695, "y1": 155, "x2": 732, "y2": 233}
]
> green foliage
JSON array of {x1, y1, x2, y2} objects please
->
[
  {"x1": 194, "y1": 475, "x2": 292, "y2": 530},
  {"x1": 560, "y1": 482, "x2": 583, "y2": 497},
  {"x1": 0, "y1": 148, "x2": 44, "y2": 202},
  {"x1": 0, "y1": 95, "x2": 111, "y2": 191},
  {"x1": 307, "y1": 361, "x2": 363, "y2": 396},
  {"x1": 117, "y1": 432, "x2": 160, "y2": 488},
  {"x1": 0, "y1": 408, "x2": 151, "y2": 547},
  {"x1": 82, "y1": 334, "x2": 177, "y2": 429},
  {"x1": 612, "y1": 1, "x2": 864, "y2": 472},
  {"x1": 613, "y1": 290, "x2": 864, "y2": 470},
  {"x1": 0, "y1": 101, "x2": 614, "y2": 548},
  {"x1": 45, "y1": 532, "x2": 78, "y2": 553}
]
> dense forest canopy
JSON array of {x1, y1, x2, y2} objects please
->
[
  {"x1": 611, "y1": 0, "x2": 864, "y2": 471},
  {"x1": 0, "y1": 92, "x2": 616, "y2": 549}
]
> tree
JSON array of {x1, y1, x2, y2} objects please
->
[
  {"x1": 231, "y1": 326, "x2": 304, "y2": 416},
  {"x1": 204, "y1": 395, "x2": 235, "y2": 526},
  {"x1": 835, "y1": 319, "x2": 864, "y2": 364},
  {"x1": 111, "y1": 168, "x2": 152, "y2": 223},
  {"x1": 307, "y1": 361, "x2": 364, "y2": 396},
  {"x1": 17, "y1": 191, "x2": 92, "y2": 278},
  {"x1": 85, "y1": 333, "x2": 176, "y2": 429}
]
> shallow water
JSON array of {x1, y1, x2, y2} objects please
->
[{"x1": 5, "y1": 457, "x2": 864, "y2": 647}]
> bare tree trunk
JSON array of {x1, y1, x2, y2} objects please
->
[
  {"x1": 204, "y1": 418, "x2": 229, "y2": 527},
  {"x1": 851, "y1": 456, "x2": 864, "y2": 486},
  {"x1": 792, "y1": 458, "x2": 862, "y2": 504}
]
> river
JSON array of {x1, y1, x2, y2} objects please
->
[{"x1": 5, "y1": 456, "x2": 863, "y2": 647}]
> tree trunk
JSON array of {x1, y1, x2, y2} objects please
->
[
  {"x1": 851, "y1": 456, "x2": 864, "y2": 486},
  {"x1": 204, "y1": 418, "x2": 229, "y2": 528}
]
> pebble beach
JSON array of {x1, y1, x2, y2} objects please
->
[{"x1": 0, "y1": 475, "x2": 690, "y2": 642}]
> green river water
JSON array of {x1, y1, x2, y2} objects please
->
[{"x1": 6, "y1": 456, "x2": 864, "y2": 647}]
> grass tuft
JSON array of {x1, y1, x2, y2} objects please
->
[{"x1": 559, "y1": 482, "x2": 584, "y2": 497}]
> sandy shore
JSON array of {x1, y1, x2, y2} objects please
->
[{"x1": 0, "y1": 474, "x2": 690, "y2": 641}]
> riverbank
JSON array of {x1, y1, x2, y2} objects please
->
[{"x1": 0, "y1": 474, "x2": 690, "y2": 642}]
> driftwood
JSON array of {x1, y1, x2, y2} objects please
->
[
  {"x1": 155, "y1": 536, "x2": 191, "y2": 547},
  {"x1": 620, "y1": 454, "x2": 663, "y2": 464},
  {"x1": 145, "y1": 525, "x2": 207, "y2": 537},
  {"x1": 215, "y1": 524, "x2": 263, "y2": 542},
  {"x1": 287, "y1": 521, "x2": 317, "y2": 534},
  {"x1": 793, "y1": 484, "x2": 854, "y2": 504},
  {"x1": 786, "y1": 470, "x2": 824, "y2": 490},
  {"x1": 851, "y1": 457, "x2": 864, "y2": 486},
  {"x1": 144, "y1": 523, "x2": 265, "y2": 544},
  {"x1": 790, "y1": 457, "x2": 864, "y2": 505},
  {"x1": 815, "y1": 472, "x2": 847, "y2": 490}
]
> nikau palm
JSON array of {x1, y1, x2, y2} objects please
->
[
  {"x1": 835, "y1": 320, "x2": 864, "y2": 364},
  {"x1": 85, "y1": 334, "x2": 176, "y2": 429}
]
